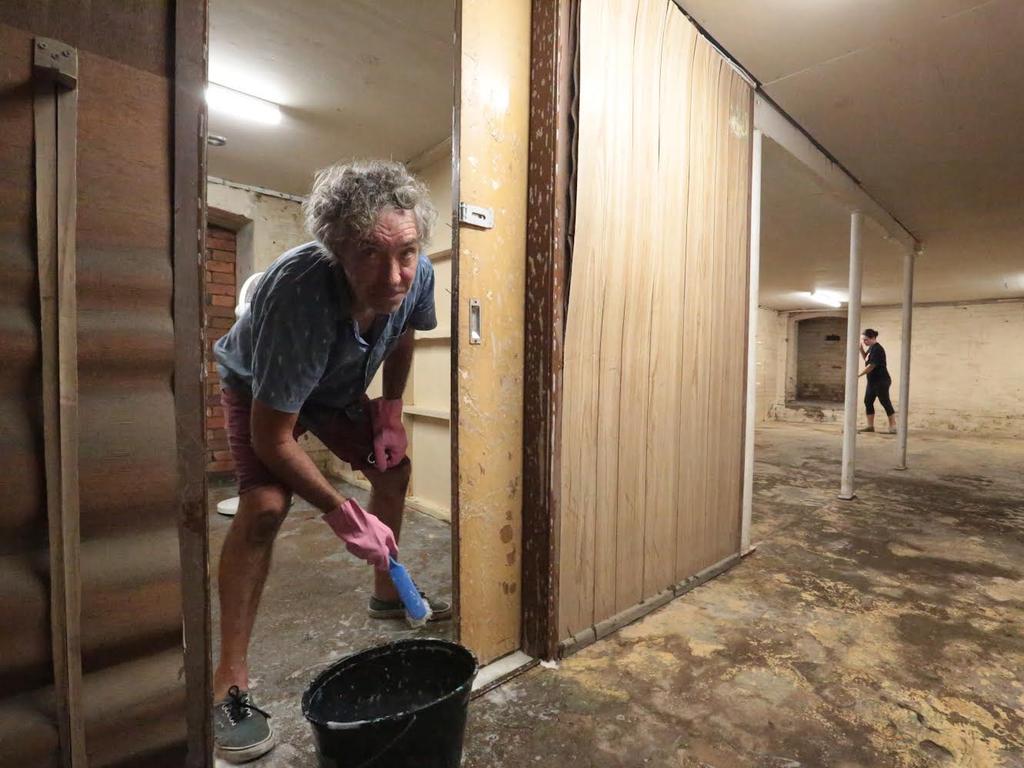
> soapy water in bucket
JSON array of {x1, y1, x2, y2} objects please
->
[
  {"x1": 304, "y1": 640, "x2": 477, "y2": 768},
  {"x1": 312, "y1": 647, "x2": 462, "y2": 724}
]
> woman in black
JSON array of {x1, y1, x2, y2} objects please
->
[{"x1": 858, "y1": 328, "x2": 896, "y2": 434}]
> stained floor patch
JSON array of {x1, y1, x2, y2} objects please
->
[
  {"x1": 208, "y1": 479, "x2": 454, "y2": 765},
  {"x1": 465, "y1": 424, "x2": 1024, "y2": 768}
]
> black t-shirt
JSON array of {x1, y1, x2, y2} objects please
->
[{"x1": 865, "y1": 343, "x2": 890, "y2": 384}]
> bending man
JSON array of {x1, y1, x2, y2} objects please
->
[{"x1": 211, "y1": 160, "x2": 451, "y2": 763}]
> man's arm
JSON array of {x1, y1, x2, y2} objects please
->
[
  {"x1": 382, "y1": 329, "x2": 415, "y2": 400},
  {"x1": 250, "y1": 400, "x2": 345, "y2": 513},
  {"x1": 858, "y1": 363, "x2": 875, "y2": 378}
]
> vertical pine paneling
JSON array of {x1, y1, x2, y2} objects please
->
[
  {"x1": 643, "y1": 10, "x2": 697, "y2": 598},
  {"x1": 559, "y1": 0, "x2": 751, "y2": 641}
]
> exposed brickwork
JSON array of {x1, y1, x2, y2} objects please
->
[
  {"x1": 204, "y1": 225, "x2": 237, "y2": 475},
  {"x1": 759, "y1": 302, "x2": 1024, "y2": 437},
  {"x1": 796, "y1": 316, "x2": 846, "y2": 402}
]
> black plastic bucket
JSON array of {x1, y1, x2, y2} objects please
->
[{"x1": 302, "y1": 639, "x2": 478, "y2": 768}]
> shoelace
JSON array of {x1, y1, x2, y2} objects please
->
[{"x1": 221, "y1": 685, "x2": 272, "y2": 726}]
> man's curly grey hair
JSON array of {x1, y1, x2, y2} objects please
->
[{"x1": 303, "y1": 159, "x2": 436, "y2": 258}]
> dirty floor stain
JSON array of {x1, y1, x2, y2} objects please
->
[
  {"x1": 464, "y1": 424, "x2": 1024, "y2": 768},
  {"x1": 208, "y1": 480, "x2": 454, "y2": 766}
]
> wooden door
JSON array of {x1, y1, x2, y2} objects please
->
[
  {"x1": 453, "y1": 0, "x2": 532, "y2": 665},
  {"x1": 557, "y1": 0, "x2": 752, "y2": 646},
  {"x1": 0, "y1": 1, "x2": 208, "y2": 764}
]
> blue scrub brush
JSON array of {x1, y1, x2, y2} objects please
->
[{"x1": 388, "y1": 556, "x2": 432, "y2": 627}]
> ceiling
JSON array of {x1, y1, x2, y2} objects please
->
[
  {"x1": 207, "y1": 0, "x2": 455, "y2": 196},
  {"x1": 682, "y1": 0, "x2": 1024, "y2": 308},
  {"x1": 760, "y1": 138, "x2": 908, "y2": 311}
]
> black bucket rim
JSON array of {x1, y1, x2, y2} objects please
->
[{"x1": 301, "y1": 638, "x2": 479, "y2": 730}]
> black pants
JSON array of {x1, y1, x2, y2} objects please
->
[{"x1": 865, "y1": 377, "x2": 895, "y2": 417}]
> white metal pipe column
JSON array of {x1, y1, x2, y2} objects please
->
[
  {"x1": 895, "y1": 249, "x2": 916, "y2": 470},
  {"x1": 740, "y1": 129, "x2": 763, "y2": 552},
  {"x1": 839, "y1": 211, "x2": 864, "y2": 500}
]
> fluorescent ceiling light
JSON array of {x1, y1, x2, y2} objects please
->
[
  {"x1": 808, "y1": 289, "x2": 844, "y2": 308},
  {"x1": 206, "y1": 83, "x2": 281, "y2": 125}
]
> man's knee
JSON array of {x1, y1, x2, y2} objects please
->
[{"x1": 235, "y1": 486, "x2": 290, "y2": 545}]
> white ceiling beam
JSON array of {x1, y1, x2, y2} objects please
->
[{"x1": 754, "y1": 94, "x2": 920, "y2": 254}]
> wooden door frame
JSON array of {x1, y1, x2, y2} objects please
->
[
  {"x1": 449, "y1": 0, "x2": 463, "y2": 651},
  {"x1": 173, "y1": 0, "x2": 212, "y2": 765},
  {"x1": 520, "y1": 0, "x2": 578, "y2": 660},
  {"x1": 174, "y1": 1, "x2": 572, "y2": 757}
]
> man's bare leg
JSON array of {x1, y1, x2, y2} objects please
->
[
  {"x1": 362, "y1": 459, "x2": 411, "y2": 601},
  {"x1": 214, "y1": 484, "x2": 290, "y2": 699}
]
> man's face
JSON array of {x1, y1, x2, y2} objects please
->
[
  {"x1": 338, "y1": 208, "x2": 420, "y2": 314},
  {"x1": 861, "y1": 335, "x2": 875, "y2": 347}
]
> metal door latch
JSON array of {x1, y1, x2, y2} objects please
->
[
  {"x1": 458, "y1": 202, "x2": 494, "y2": 229},
  {"x1": 469, "y1": 299, "x2": 482, "y2": 345}
]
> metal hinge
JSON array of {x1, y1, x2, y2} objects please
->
[
  {"x1": 33, "y1": 37, "x2": 78, "y2": 89},
  {"x1": 458, "y1": 202, "x2": 494, "y2": 229}
]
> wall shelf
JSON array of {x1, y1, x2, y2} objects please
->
[
  {"x1": 415, "y1": 328, "x2": 452, "y2": 341},
  {"x1": 427, "y1": 248, "x2": 452, "y2": 262},
  {"x1": 403, "y1": 405, "x2": 451, "y2": 421}
]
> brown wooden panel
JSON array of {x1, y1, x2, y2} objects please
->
[
  {"x1": 0, "y1": 24, "x2": 56, "y2": 720},
  {"x1": 522, "y1": 0, "x2": 575, "y2": 659},
  {"x1": 1, "y1": 3, "x2": 193, "y2": 762},
  {"x1": 173, "y1": 0, "x2": 212, "y2": 763},
  {"x1": 559, "y1": 0, "x2": 751, "y2": 641},
  {"x1": 0, "y1": 1, "x2": 171, "y2": 76}
]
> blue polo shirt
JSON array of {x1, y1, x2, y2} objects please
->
[{"x1": 214, "y1": 241, "x2": 436, "y2": 414}]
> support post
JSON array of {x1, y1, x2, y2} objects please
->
[
  {"x1": 740, "y1": 128, "x2": 762, "y2": 552},
  {"x1": 839, "y1": 211, "x2": 864, "y2": 500},
  {"x1": 895, "y1": 249, "x2": 916, "y2": 470}
]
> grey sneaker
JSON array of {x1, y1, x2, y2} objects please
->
[
  {"x1": 857, "y1": 426, "x2": 875, "y2": 433},
  {"x1": 368, "y1": 592, "x2": 452, "y2": 622},
  {"x1": 214, "y1": 685, "x2": 275, "y2": 764}
]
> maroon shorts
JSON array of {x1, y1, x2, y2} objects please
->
[{"x1": 221, "y1": 387, "x2": 375, "y2": 495}]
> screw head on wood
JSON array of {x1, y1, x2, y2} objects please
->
[{"x1": 38, "y1": 41, "x2": 47, "y2": 49}]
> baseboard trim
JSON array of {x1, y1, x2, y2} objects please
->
[{"x1": 558, "y1": 552, "x2": 742, "y2": 658}]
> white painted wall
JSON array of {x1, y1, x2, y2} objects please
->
[
  {"x1": 754, "y1": 307, "x2": 787, "y2": 422},
  {"x1": 207, "y1": 179, "x2": 309, "y2": 281},
  {"x1": 756, "y1": 300, "x2": 1024, "y2": 437}
]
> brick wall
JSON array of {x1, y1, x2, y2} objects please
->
[
  {"x1": 760, "y1": 301, "x2": 1024, "y2": 437},
  {"x1": 795, "y1": 316, "x2": 846, "y2": 402},
  {"x1": 205, "y1": 225, "x2": 237, "y2": 475}
]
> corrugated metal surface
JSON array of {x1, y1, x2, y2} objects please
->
[{"x1": 0, "y1": 4, "x2": 189, "y2": 764}]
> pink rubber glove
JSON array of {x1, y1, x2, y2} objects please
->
[
  {"x1": 368, "y1": 397, "x2": 407, "y2": 470},
  {"x1": 322, "y1": 498, "x2": 397, "y2": 571}
]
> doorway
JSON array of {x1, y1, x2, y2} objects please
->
[
  {"x1": 202, "y1": 1, "x2": 458, "y2": 761},
  {"x1": 794, "y1": 316, "x2": 846, "y2": 405}
]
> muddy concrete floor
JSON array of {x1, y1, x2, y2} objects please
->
[
  {"x1": 465, "y1": 424, "x2": 1024, "y2": 768},
  {"x1": 208, "y1": 479, "x2": 454, "y2": 766}
]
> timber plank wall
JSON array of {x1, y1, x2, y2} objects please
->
[
  {"x1": 0, "y1": 4, "x2": 190, "y2": 765},
  {"x1": 558, "y1": 0, "x2": 752, "y2": 645}
]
